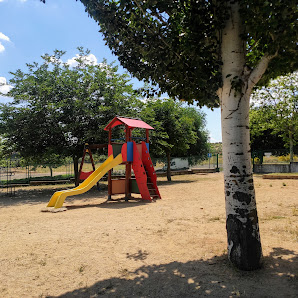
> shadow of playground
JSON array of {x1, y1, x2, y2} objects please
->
[
  {"x1": 0, "y1": 186, "x2": 153, "y2": 210},
  {"x1": 0, "y1": 185, "x2": 107, "y2": 208},
  {"x1": 49, "y1": 248, "x2": 297, "y2": 298},
  {"x1": 0, "y1": 178, "x2": 194, "y2": 208},
  {"x1": 157, "y1": 179, "x2": 198, "y2": 186}
]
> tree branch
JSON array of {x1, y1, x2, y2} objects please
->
[
  {"x1": 247, "y1": 51, "x2": 278, "y2": 91},
  {"x1": 133, "y1": 0, "x2": 182, "y2": 61}
]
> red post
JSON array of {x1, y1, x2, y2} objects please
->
[
  {"x1": 87, "y1": 147, "x2": 96, "y2": 172},
  {"x1": 77, "y1": 146, "x2": 87, "y2": 186},
  {"x1": 125, "y1": 126, "x2": 131, "y2": 201},
  {"x1": 108, "y1": 129, "x2": 112, "y2": 200}
]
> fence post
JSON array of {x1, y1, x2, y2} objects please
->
[
  {"x1": 26, "y1": 165, "x2": 30, "y2": 184},
  {"x1": 216, "y1": 154, "x2": 220, "y2": 172}
]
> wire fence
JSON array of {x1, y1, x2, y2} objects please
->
[
  {"x1": 1, "y1": 148, "x2": 295, "y2": 190},
  {"x1": 0, "y1": 161, "x2": 74, "y2": 186},
  {"x1": 252, "y1": 148, "x2": 298, "y2": 165},
  {"x1": 0, "y1": 153, "x2": 222, "y2": 186},
  {"x1": 152, "y1": 154, "x2": 222, "y2": 172}
]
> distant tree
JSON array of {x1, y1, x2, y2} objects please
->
[
  {"x1": 183, "y1": 106, "x2": 210, "y2": 165},
  {"x1": 0, "y1": 48, "x2": 141, "y2": 183},
  {"x1": 249, "y1": 107, "x2": 286, "y2": 152},
  {"x1": 140, "y1": 99, "x2": 208, "y2": 181},
  {"x1": 26, "y1": 153, "x2": 67, "y2": 178},
  {"x1": 209, "y1": 143, "x2": 222, "y2": 154},
  {"x1": 251, "y1": 73, "x2": 298, "y2": 161}
]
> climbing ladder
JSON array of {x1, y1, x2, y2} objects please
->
[
  {"x1": 141, "y1": 141, "x2": 161, "y2": 200},
  {"x1": 132, "y1": 141, "x2": 161, "y2": 201}
]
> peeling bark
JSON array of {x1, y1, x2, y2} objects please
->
[{"x1": 220, "y1": 2, "x2": 262, "y2": 270}]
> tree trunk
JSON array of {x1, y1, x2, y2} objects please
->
[
  {"x1": 289, "y1": 130, "x2": 294, "y2": 163},
  {"x1": 49, "y1": 166, "x2": 53, "y2": 178},
  {"x1": 220, "y1": 2, "x2": 262, "y2": 270},
  {"x1": 73, "y1": 156, "x2": 79, "y2": 186},
  {"x1": 166, "y1": 152, "x2": 172, "y2": 181}
]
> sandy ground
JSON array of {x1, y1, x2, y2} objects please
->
[{"x1": 0, "y1": 173, "x2": 297, "y2": 298}]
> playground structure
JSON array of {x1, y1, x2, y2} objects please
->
[
  {"x1": 77, "y1": 143, "x2": 108, "y2": 184},
  {"x1": 45, "y1": 117, "x2": 161, "y2": 210}
]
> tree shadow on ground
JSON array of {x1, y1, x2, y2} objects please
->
[
  {"x1": 97, "y1": 198, "x2": 151, "y2": 209},
  {"x1": 0, "y1": 185, "x2": 152, "y2": 210},
  {"x1": 66, "y1": 197, "x2": 149, "y2": 211},
  {"x1": 49, "y1": 248, "x2": 297, "y2": 298},
  {"x1": 157, "y1": 179, "x2": 197, "y2": 186},
  {"x1": 0, "y1": 178, "x2": 199, "y2": 208},
  {"x1": 0, "y1": 185, "x2": 107, "y2": 208}
]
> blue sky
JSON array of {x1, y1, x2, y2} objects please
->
[{"x1": 0, "y1": 0, "x2": 222, "y2": 142}]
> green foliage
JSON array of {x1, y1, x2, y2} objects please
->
[
  {"x1": 182, "y1": 105, "x2": 210, "y2": 160},
  {"x1": 249, "y1": 107, "x2": 286, "y2": 151},
  {"x1": 140, "y1": 98, "x2": 209, "y2": 180},
  {"x1": 209, "y1": 142, "x2": 222, "y2": 154},
  {"x1": 140, "y1": 98, "x2": 209, "y2": 159},
  {"x1": 250, "y1": 72, "x2": 298, "y2": 154},
  {"x1": 79, "y1": 0, "x2": 231, "y2": 107},
  {"x1": 78, "y1": 0, "x2": 297, "y2": 104},
  {"x1": 0, "y1": 48, "x2": 141, "y2": 166},
  {"x1": 241, "y1": 0, "x2": 298, "y2": 85}
]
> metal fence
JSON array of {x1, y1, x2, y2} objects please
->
[
  {"x1": 0, "y1": 152, "x2": 222, "y2": 187},
  {"x1": 3, "y1": 148, "x2": 296, "y2": 187},
  {"x1": 0, "y1": 160, "x2": 74, "y2": 187},
  {"x1": 152, "y1": 153, "x2": 222, "y2": 172},
  {"x1": 252, "y1": 148, "x2": 298, "y2": 165}
]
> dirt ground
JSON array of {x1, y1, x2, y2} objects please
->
[{"x1": 0, "y1": 173, "x2": 297, "y2": 298}]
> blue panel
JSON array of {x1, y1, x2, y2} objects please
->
[
  {"x1": 127, "y1": 142, "x2": 133, "y2": 161},
  {"x1": 146, "y1": 143, "x2": 149, "y2": 153}
]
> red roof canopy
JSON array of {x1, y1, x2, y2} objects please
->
[{"x1": 104, "y1": 117, "x2": 154, "y2": 131}]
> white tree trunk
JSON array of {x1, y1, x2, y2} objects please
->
[{"x1": 219, "y1": 3, "x2": 262, "y2": 270}]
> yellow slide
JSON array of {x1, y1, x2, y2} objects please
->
[{"x1": 45, "y1": 154, "x2": 123, "y2": 210}]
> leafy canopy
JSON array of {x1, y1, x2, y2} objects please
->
[
  {"x1": 79, "y1": 0, "x2": 297, "y2": 105},
  {"x1": 140, "y1": 98, "x2": 209, "y2": 159},
  {"x1": 249, "y1": 107, "x2": 286, "y2": 152},
  {"x1": 0, "y1": 48, "x2": 141, "y2": 163},
  {"x1": 250, "y1": 72, "x2": 298, "y2": 152}
]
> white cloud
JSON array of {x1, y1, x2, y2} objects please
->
[
  {"x1": 66, "y1": 53, "x2": 98, "y2": 67},
  {"x1": 0, "y1": 77, "x2": 13, "y2": 94},
  {"x1": 0, "y1": 0, "x2": 29, "y2": 2},
  {"x1": 66, "y1": 56, "x2": 78, "y2": 67},
  {"x1": 0, "y1": 32, "x2": 10, "y2": 42},
  {"x1": 0, "y1": 32, "x2": 11, "y2": 53},
  {"x1": 208, "y1": 132, "x2": 222, "y2": 143},
  {"x1": 209, "y1": 137, "x2": 219, "y2": 143}
]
